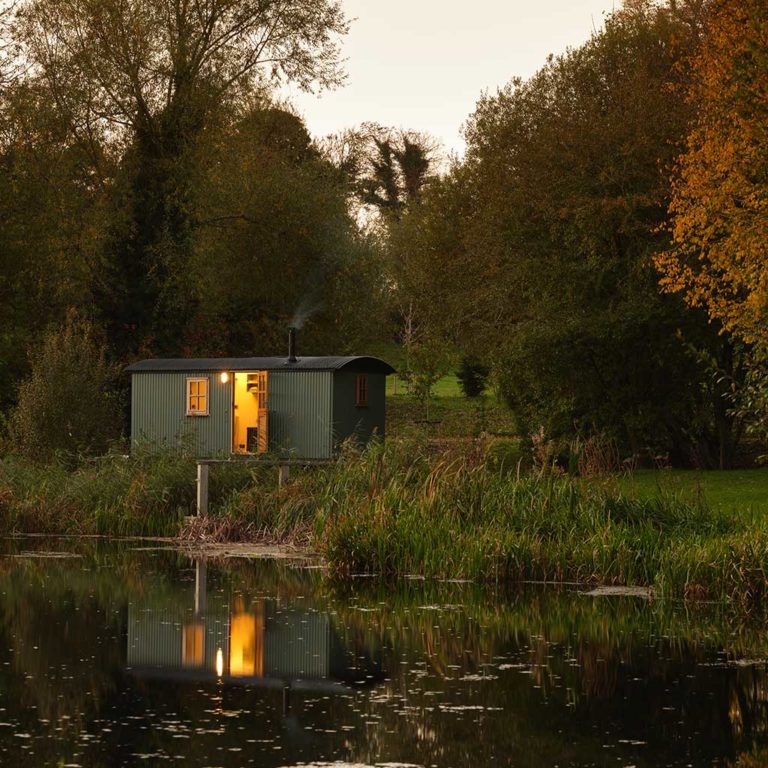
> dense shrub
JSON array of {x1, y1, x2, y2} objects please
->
[
  {"x1": 457, "y1": 357, "x2": 489, "y2": 398},
  {"x1": 5, "y1": 315, "x2": 122, "y2": 463}
]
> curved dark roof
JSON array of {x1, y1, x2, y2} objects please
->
[{"x1": 125, "y1": 356, "x2": 396, "y2": 375}]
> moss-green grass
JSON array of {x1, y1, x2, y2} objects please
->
[
  {"x1": 386, "y1": 373, "x2": 464, "y2": 398},
  {"x1": 385, "y1": 371, "x2": 520, "y2": 438},
  {"x1": 387, "y1": 389, "x2": 517, "y2": 440},
  {"x1": 599, "y1": 469, "x2": 768, "y2": 520}
]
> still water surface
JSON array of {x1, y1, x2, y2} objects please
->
[{"x1": 0, "y1": 538, "x2": 766, "y2": 767}]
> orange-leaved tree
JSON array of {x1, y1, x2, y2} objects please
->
[{"x1": 655, "y1": 0, "x2": 768, "y2": 343}]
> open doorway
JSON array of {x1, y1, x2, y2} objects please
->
[{"x1": 233, "y1": 372, "x2": 268, "y2": 453}]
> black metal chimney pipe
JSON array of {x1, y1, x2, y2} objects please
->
[{"x1": 288, "y1": 327, "x2": 297, "y2": 363}]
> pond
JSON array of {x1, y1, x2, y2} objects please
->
[{"x1": 0, "y1": 538, "x2": 766, "y2": 767}]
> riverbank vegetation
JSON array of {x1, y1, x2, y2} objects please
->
[
  {"x1": 3, "y1": 442, "x2": 768, "y2": 607},
  {"x1": 314, "y1": 444, "x2": 768, "y2": 606}
]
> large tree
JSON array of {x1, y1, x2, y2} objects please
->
[
  {"x1": 11, "y1": 0, "x2": 348, "y2": 356},
  {"x1": 188, "y1": 104, "x2": 389, "y2": 357},
  {"x1": 0, "y1": 79, "x2": 105, "y2": 407},
  {"x1": 14, "y1": 0, "x2": 347, "y2": 155},
  {"x1": 655, "y1": 0, "x2": 768, "y2": 344},
  {"x1": 391, "y1": 1, "x2": 740, "y2": 465},
  {"x1": 321, "y1": 124, "x2": 438, "y2": 220},
  {"x1": 358, "y1": 132, "x2": 434, "y2": 217}
]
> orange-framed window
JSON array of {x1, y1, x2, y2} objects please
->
[
  {"x1": 186, "y1": 377, "x2": 209, "y2": 416},
  {"x1": 355, "y1": 374, "x2": 369, "y2": 407}
]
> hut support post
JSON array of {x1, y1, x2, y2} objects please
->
[
  {"x1": 278, "y1": 464, "x2": 290, "y2": 487},
  {"x1": 196, "y1": 463, "x2": 209, "y2": 516},
  {"x1": 195, "y1": 559, "x2": 207, "y2": 614}
]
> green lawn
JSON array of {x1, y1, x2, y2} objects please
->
[
  {"x1": 386, "y1": 374, "x2": 768, "y2": 518},
  {"x1": 387, "y1": 396, "x2": 515, "y2": 439},
  {"x1": 387, "y1": 373, "x2": 511, "y2": 438},
  {"x1": 386, "y1": 373, "x2": 464, "y2": 398},
  {"x1": 604, "y1": 469, "x2": 768, "y2": 519}
]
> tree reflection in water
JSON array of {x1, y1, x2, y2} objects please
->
[{"x1": 0, "y1": 540, "x2": 766, "y2": 766}]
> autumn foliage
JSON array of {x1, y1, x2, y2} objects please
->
[{"x1": 656, "y1": 0, "x2": 768, "y2": 343}]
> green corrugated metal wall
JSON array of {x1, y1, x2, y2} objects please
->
[
  {"x1": 268, "y1": 371, "x2": 333, "y2": 459},
  {"x1": 131, "y1": 372, "x2": 233, "y2": 456},
  {"x1": 331, "y1": 371, "x2": 386, "y2": 450},
  {"x1": 131, "y1": 368, "x2": 386, "y2": 459}
]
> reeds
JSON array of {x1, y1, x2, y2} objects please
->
[
  {"x1": 0, "y1": 451, "x2": 253, "y2": 536},
  {"x1": 313, "y1": 442, "x2": 768, "y2": 605},
  {"x1": 1, "y1": 440, "x2": 767, "y2": 605}
]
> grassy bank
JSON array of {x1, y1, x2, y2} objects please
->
[
  {"x1": 2, "y1": 443, "x2": 768, "y2": 605},
  {"x1": 314, "y1": 445, "x2": 768, "y2": 605},
  {"x1": 0, "y1": 452, "x2": 255, "y2": 537}
]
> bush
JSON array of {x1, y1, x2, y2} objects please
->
[
  {"x1": 457, "y1": 357, "x2": 489, "y2": 398},
  {"x1": 5, "y1": 314, "x2": 122, "y2": 463},
  {"x1": 402, "y1": 338, "x2": 453, "y2": 406}
]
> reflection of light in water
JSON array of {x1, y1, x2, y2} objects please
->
[
  {"x1": 216, "y1": 648, "x2": 224, "y2": 677},
  {"x1": 182, "y1": 622, "x2": 204, "y2": 667}
]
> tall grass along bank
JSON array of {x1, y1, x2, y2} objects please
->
[
  {"x1": 0, "y1": 451, "x2": 254, "y2": 537},
  {"x1": 1, "y1": 442, "x2": 767, "y2": 605},
  {"x1": 314, "y1": 445, "x2": 768, "y2": 606}
]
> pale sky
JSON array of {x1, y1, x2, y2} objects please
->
[{"x1": 285, "y1": 0, "x2": 618, "y2": 156}]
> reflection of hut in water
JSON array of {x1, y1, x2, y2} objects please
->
[{"x1": 126, "y1": 563, "x2": 381, "y2": 692}]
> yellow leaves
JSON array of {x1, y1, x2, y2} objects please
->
[{"x1": 656, "y1": 0, "x2": 768, "y2": 343}]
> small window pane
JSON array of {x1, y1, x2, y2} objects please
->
[
  {"x1": 356, "y1": 375, "x2": 369, "y2": 406},
  {"x1": 187, "y1": 378, "x2": 210, "y2": 416}
]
